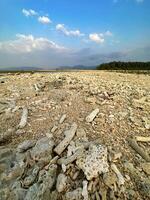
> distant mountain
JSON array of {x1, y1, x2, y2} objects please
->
[
  {"x1": 57, "y1": 65, "x2": 96, "y2": 70},
  {"x1": 0, "y1": 65, "x2": 96, "y2": 71},
  {"x1": 0, "y1": 66, "x2": 43, "y2": 71}
]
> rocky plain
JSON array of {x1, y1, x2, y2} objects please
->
[{"x1": 0, "y1": 70, "x2": 150, "y2": 200}]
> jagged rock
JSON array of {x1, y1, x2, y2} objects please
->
[
  {"x1": 76, "y1": 143, "x2": 109, "y2": 180},
  {"x1": 56, "y1": 173, "x2": 67, "y2": 193},
  {"x1": 17, "y1": 140, "x2": 36, "y2": 153},
  {"x1": 30, "y1": 137, "x2": 55, "y2": 160}
]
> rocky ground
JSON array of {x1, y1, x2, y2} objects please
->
[{"x1": 0, "y1": 71, "x2": 150, "y2": 200}]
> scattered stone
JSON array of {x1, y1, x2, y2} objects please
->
[
  {"x1": 76, "y1": 128, "x2": 87, "y2": 139},
  {"x1": 111, "y1": 163, "x2": 125, "y2": 186},
  {"x1": 30, "y1": 137, "x2": 54, "y2": 160},
  {"x1": 57, "y1": 147, "x2": 84, "y2": 165},
  {"x1": 135, "y1": 136, "x2": 150, "y2": 142},
  {"x1": 86, "y1": 108, "x2": 99, "y2": 123},
  {"x1": 127, "y1": 137, "x2": 150, "y2": 162},
  {"x1": 82, "y1": 180, "x2": 88, "y2": 200},
  {"x1": 56, "y1": 173, "x2": 67, "y2": 193},
  {"x1": 103, "y1": 172, "x2": 117, "y2": 189},
  {"x1": 51, "y1": 125, "x2": 58, "y2": 133},
  {"x1": 17, "y1": 140, "x2": 36, "y2": 153},
  {"x1": 18, "y1": 107, "x2": 28, "y2": 129},
  {"x1": 59, "y1": 114, "x2": 67, "y2": 124},
  {"x1": 76, "y1": 144, "x2": 109, "y2": 180},
  {"x1": 54, "y1": 123, "x2": 77, "y2": 155},
  {"x1": 0, "y1": 72, "x2": 149, "y2": 200}
]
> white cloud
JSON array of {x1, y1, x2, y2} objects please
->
[
  {"x1": 105, "y1": 30, "x2": 113, "y2": 36},
  {"x1": 56, "y1": 24, "x2": 84, "y2": 37},
  {"x1": 38, "y1": 16, "x2": 52, "y2": 24},
  {"x1": 89, "y1": 33, "x2": 105, "y2": 44},
  {"x1": 22, "y1": 9, "x2": 38, "y2": 17},
  {"x1": 0, "y1": 34, "x2": 66, "y2": 54}
]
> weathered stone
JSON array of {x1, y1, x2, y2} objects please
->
[
  {"x1": 76, "y1": 144, "x2": 109, "y2": 180},
  {"x1": 25, "y1": 165, "x2": 57, "y2": 200},
  {"x1": 15, "y1": 152, "x2": 26, "y2": 167},
  {"x1": 103, "y1": 172, "x2": 117, "y2": 188},
  {"x1": 59, "y1": 114, "x2": 67, "y2": 124},
  {"x1": 56, "y1": 173, "x2": 67, "y2": 193},
  {"x1": 30, "y1": 137, "x2": 54, "y2": 160},
  {"x1": 54, "y1": 123, "x2": 77, "y2": 155},
  {"x1": 111, "y1": 163, "x2": 125, "y2": 186},
  {"x1": 82, "y1": 180, "x2": 88, "y2": 200},
  {"x1": 18, "y1": 107, "x2": 28, "y2": 129},
  {"x1": 51, "y1": 125, "x2": 58, "y2": 133},
  {"x1": 76, "y1": 128, "x2": 87, "y2": 139},
  {"x1": 12, "y1": 182, "x2": 27, "y2": 200},
  {"x1": 85, "y1": 108, "x2": 99, "y2": 123},
  {"x1": 17, "y1": 140, "x2": 36, "y2": 153}
]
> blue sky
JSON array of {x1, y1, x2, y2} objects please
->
[{"x1": 0, "y1": 0, "x2": 150, "y2": 68}]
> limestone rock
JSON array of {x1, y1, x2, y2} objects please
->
[
  {"x1": 76, "y1": 144, "x2": 109, "y2": 180},
  {"x1": 59, "y1": 114, "x2": 67, "y2": 124},
  {"x1": 56, "y1": 173, "x2": 67, "y2": 193},
  {"x1": 85, "y1": 108, "x2": 99, "y2": 123}
]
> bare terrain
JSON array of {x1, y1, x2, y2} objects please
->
[{"x1": 0, "y1": 71, "x2": 150, "y2": 200}]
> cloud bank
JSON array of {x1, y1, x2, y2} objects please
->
[
  {"x1": 0, "y1": 34, "x2": 66, "y2": 54},
  {"x1": 56, "y1": 24, "x2": 84, "y2": 37}
]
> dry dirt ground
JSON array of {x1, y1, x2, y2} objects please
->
[{"x1": 0, "y1": 71, "x2": 150, "y2": 200}]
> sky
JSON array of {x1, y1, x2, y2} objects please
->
[{"x1": 0, "y1": 0, "x2": 150, "y2": 68}]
